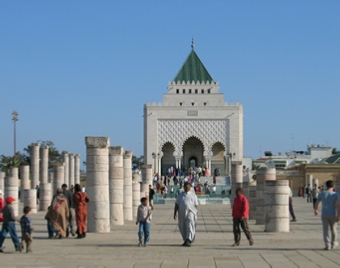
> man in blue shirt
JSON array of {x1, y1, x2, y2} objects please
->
[{"x1": 314, "y1": 180, "x2": 340, "y2": 250}]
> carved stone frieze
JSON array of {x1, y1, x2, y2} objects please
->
[{"x1": 158, "y1": 119, "x2": 228, "y2": 155}]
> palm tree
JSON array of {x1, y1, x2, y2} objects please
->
[{"x1": 0, "y1": 154, "x2": 22, "y2": 174}]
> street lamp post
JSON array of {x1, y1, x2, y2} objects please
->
[
  {"x1": 11, "y1": 110, "x2": 19, "y2": 158},
  {"x1": 227, "y1": 152, "x2": 236, "y2": 176},
  {"x1": 152, "y1": 152, "x2": 156, "y2": 174}
]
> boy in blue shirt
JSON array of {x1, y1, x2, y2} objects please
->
[
  {"x1": 314, "y1": 180, "x2": 340, "y2": 250},
  {"x1": 20, "y1": 206, "x2": 34, "y2": 253}
]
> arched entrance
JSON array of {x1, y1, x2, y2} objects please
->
[
  {"x1": 182, "y1": 137, "x2": 204, "y2": 170},
  {"x1": 161, "y1": 142, "x2": 175, "y2": 175},
  {"x1": 211, "y1": 142, "x2": 226, "y2": 175},
  {"x1": 189, "y1": 156, "x2": 198, "y2": 167}
]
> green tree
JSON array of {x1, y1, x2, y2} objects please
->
[
  {"x1": 0, "y1": 153, "x2": 24, "y2": 174},
  {"x1": 23, "y1": 140, "x2": 62, "y2": 170},
  {"x1": 132, "y1": 155, "x2": 144, "y2": 170}
]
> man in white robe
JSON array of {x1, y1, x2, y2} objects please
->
[{"x1": 174, "y1": 182, "x2": 198, "y2": 246}]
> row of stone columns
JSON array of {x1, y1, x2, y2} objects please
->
[
  {"x1": 85, "y1": 137, "x2": 142, "y2": 233},
  {"x1": 62, "y1": 151, "x2": 81, "y2": 187},
  {"x1": 230, "y1": 165, "x2": 290, "y2": 233}
]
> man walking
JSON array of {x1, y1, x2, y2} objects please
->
[
  {"x1": 62, "y1": 184, "x2": 76, "y2": 237},
  {"x1": 174, "y1": 182, "x2": 198, "y2": 247},
  {"x1": 314, "y1": 180, "x2": 340, "y2": 250},
  {"x1": 149, "y1": 185, "x2": 155, "y2": 210},
  {"x1": 232, "y1": 188, "x2": 253, "y2": 246},
  {"x1": 311, "y1": 184, "x2": 320, "y2": 209}
]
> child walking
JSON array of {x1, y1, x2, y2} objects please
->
[
  {"x1": 136, "y1": 197, "x2": 152, "y2": 247},
  {"x1": 0, "y1": 196, "x2": 21, "y2": 253},
  {"x1": 20, "y1": 206, "x2": 34, "y2": 253}
]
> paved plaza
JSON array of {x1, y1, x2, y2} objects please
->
[{"x1": 1, "y1": 197, "x2": 340, "y2": 268}]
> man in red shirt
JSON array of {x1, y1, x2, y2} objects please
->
[{"x1": 232, "y1": 188, "x2": 254, "y2": 247}]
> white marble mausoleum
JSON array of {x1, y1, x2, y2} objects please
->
[{"x1": 144, "y1": 46, "x2": 243, "y2": 176}]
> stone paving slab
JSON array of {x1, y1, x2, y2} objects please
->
[{"x1": 1, "y1": 197, "x2": 340, "y2": 267}]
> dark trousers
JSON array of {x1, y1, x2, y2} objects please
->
[
  {"x1": 289, "y1": 197, "x2": 296, "y2": 220},
  {"x1": 313, "y1": 198, "x2": 317, "y2": 209},
  {"x1": 233, "y1": 218, "x2": 252, "y2": 244},
  {"x1": 20, "y1": 233, "x2": 33, "y2": 251},
  {"x1": 0, "y1": 222, "x2": 20, "y2": 249},
  {"x1": 47, "y1": 220, "x2": 55, "y2": 238}
]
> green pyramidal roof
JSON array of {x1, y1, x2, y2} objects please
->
[{"x1": 173, "y1": 49, "x2": 214, "y2": 83}]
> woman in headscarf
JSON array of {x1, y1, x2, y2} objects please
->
[
  {"x1": 73, "y1": 184, "x2": 89, "y2": 238},
  {"x1": 46, "y1": 188, "x2": 69, "y2": 238}
]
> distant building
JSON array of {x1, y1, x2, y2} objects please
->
[{"x1": 254, "y1": 144, "x2": 333, "y2": 170}]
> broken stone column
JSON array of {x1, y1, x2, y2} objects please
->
[
  {"x1": 123, "y1": 151, "x2": 133, "y2": 221},
  {"x1": 48, "y1": 171, "x2": 54, "y2": 196},
  {"x1": 69, "y1": 153, "x2": 75, "y2": 187},
  {"x1": 132, "y1": 172, "x2": 141, "y2": 218},
  {"x1": 39, "y1": 183, "x2": 52, "y2": 211},
  {"x1": 249, "y1": 185, "x2": 257, "y2": 220},
  {"x1": 86, "y1": 137, "x2": 110, "y2": 233},
  {"x1": 30, "y1": 143, "x2": 40, "y2": 189},
  {"x1": 74, "y1": 154, "x2": 80, "y2": 185},
  {"x1": 0, "y1": 171, "x2": 4, "y2": 193},
  {"x1": 265, "y1": 180, "x2": 290, "y2": 232},
  {"x1": 24, "y1": 189, "x2": 37, "y2": 214},
  {"x1": 63, "y1": 151, "x2": 69, "y2": 185},
  {"x1": 256, "y1": 167, "x2": 276, "y2": 225},
  {"x1": 109, "y1": 146, "x2": 124, "y2": 226},
  {"x1": 231, "y1": 161, "x2": 243, "y2": 205},
  {"x1": 53, "y1": 162, "x2": 65, "y2": 193},
  {"x1": 20, "y1": 165, "x2": 30, "y2": 203},
  {"x1": 141, "y1": 165, "x2": 152, "y2": 199},
  {"x1": 306, "y1": 174, "x2": 313, "y2": 187},
  {"x1": 5, "y1": 167, "x2": 19, "y2": 216},
  {"x1": 40, "y1": 145, "x2": 49, "y2": 184}
]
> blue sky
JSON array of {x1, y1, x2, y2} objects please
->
[{"x1": 1, "y1": 1, "x2": 340, "y2": 168}]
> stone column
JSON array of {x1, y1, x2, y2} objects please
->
[
  {"x1": 249, "y1": 185, "x2": 257, "y2": 220},
  {"x1": 132, "y1": 172, "x2": 141, "y2": 218},
  {"x1": 24, "y1": 189, "x2": 37, "y2": 213},
  {"x1": 48, "y1": 171, "x2": 54, "y2": 196},
  {"x1": 39, "y1": 183, "x2": 52, "y2": 211},
  {"x1": 48, "y1": 172, "x2": 53, "y2": 183},
  {"x1": 306, "y1": 174, "x2": 313, "y2": 187},
  {"x1": 74, "y1": 154, "x2": 80, "y2": 185},
  {"x1": 312, "y1": 178, "x2": 319, "y2": 188},
  {"x1": 109, "y1": 146, "x2": 124, "y2": 226},
  {"x1": 256, "y1": 167, "x2": 276, "y2": 225},
  {"x1": 86, "y1": 137, "x2": 110, "y2": 233},
  {"x1": 123, "y1": 151, "x2": 133, "y2": 221},
  {"x1": 5, "y1": 167, "x2": 19, "y2": 216},
  {"x1": 30, "y1": 143, "x2": 40, "y2": 189},
  {"x1": 20, "y1": 165, "x2": 30, "y2": 203},
  {"x1": 39, "y1": 145, "x2": 49, "y2": 184},
  {"x1": 230, "y1": 161, "x2": 243, "y2": 205},
  {"x1": 141, "y1": 165, "x2": 152, "y2": 199},
  {"x1": 0, "y1": 171, "x2": 4, "y2": 193},
  {"x1": 265, "y1": 180, "x2": 290, "y2": 232},
  {"x1": 53, "y1": 162, "x2": 65, "y2": 193},
  {"x1": 63, "y1": 151, "x2": 69, "y2": 185},
  {"x1": 69, "y1": 153, "x2": 75, "y2": 187}
]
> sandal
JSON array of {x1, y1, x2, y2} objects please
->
[
  {"x1": 232, "y1": 243, "x2": 239, "y2": 247},
  {"x1": 249, "y1": 239, "x2": 254, "y2": 246}
]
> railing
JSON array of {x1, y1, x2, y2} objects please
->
[{"x1": 153, "y1": 185, "x2": 231, "y2": 202}]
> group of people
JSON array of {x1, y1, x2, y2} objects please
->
[
  {"x1": 137, "y1": 181, "x2": 253, "y2": 248},
  {"x1": 0, "y1": 183, "x2": 89, "y2": 253}
]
